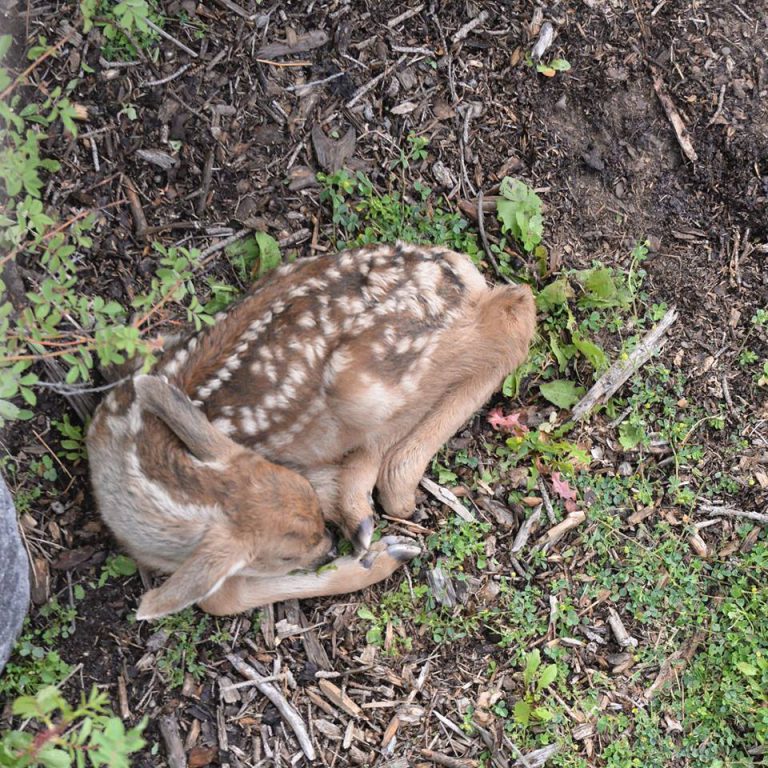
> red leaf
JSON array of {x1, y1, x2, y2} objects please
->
[
  {"x1": 487, "y1": 408, "x2": 529, "y2": 435},
  {"x1": 551, "y1": 471, "x2": 577, "y2": 501}
]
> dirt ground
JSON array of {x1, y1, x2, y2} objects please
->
[{"x1": 2, "y1": 1, "x2": 768, "y2": 767}]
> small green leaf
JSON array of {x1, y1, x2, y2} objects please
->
[
  {"x1": 357, "y1": 606, "x2": 376, "y2": 621},
  {"x1": 549, "y1": 59, "x2": 571, "y2": 72},
  {"x1": 536, "y1": 278, "x2": 573, "y2": 312},
  {"x1": 539, "y1": 379, "x2": 585, "y2": 409},
  {"x1": 523, "y1": 649, "x2": 540, "y2": 687},
  {"x1": 537, "y1": 664, "x2": 558, "y2": 692},
  {"x1": 736, "y1": 661, "x2": 758, "y2": 677},
  {"x1": 513, "y1": 700, "x2": 531, "y2": 727},
  {"x1": 618, "y1": 421, "x2": 645, "y2": 451}
]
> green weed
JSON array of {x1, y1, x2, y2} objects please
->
[
  {"x1": 317, "y1": 167, "x2": 479, "y2": 257},
  {"x1": 97, "y1": 554, "x2": 137, "y2": 588},
  {"x1": 150, "y1": 609, "x2": 230, "y2": 689},
  {"x1": 0, "y1": 600, "x2": 77, "y2": 699},
  {"x1": 0, "y1": 685, "x2": 145, "y2": 767}
]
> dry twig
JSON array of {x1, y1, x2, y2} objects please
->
[
  {"x1": 420, "y1": 477, "x2": 476, "y2": 522},
  {"x1": 571, "y1": 307, "x2": 678, "y2": 421},
  {"x1": 227, "y1": 654, "x2": 316, "y2": 761}
]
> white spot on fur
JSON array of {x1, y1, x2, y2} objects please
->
[
  {"x1": 225, "y1": 354, "x2": 243, "y2": 372},
  {"x1": 127, "y1": 403, "x2": 143, "y2": 435},
  {"x1": 163, "y1": 347, "x2": 189, "y2": 377},
  {"x1": 240, "y1": 408, "x2": 257, "y2": 435},
  {"x1": 323, "y1": 347, "x2": 352, "y2": 387},
  {"x1": 212, "y1": 417, "x2": 235, "y2": 435},
  {"x1": 288, "y1": 285, "x2": 309, "y2": 300},
  {"x1": 305, "y1": 277, "x2": 327, "y2": 291},
  {"x1": 286, "y1": 364, "x2": 307, "y2": 388},
  {"x1": 297, "y1": 312, "x2": 315, "y2": 329},
  {"x1": 254, "y1": 407, "x2": 270, "y2": 431}
]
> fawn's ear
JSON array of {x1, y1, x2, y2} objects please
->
[
  {"x1": 134, "y1": 374, "x2": 238, "y2": 462},
  {"x1": 136, "y1": 541, "x2": 246, "y2": 620}
]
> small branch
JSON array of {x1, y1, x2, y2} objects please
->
[
  {"x1": 571, "y1": 306, "x2": 678, "y2": 421},
  {"x1": 697, "y1": 502, "x2": 768, "y2": 526},
  {"x1": 453, "y1": 10, "x2": 490, "y2": 43},
  {"x1": 196, "y1": 149, "x2": 215, "y2": 217},
  {"x1": 285, "y1": 71, "x2": 346, "y2": 94},
  {"x1": 537, "y1": 477, "x2": 557, "y2": 524},
  {"x1": 211, "y1": 0, "x2": 259, "y2": 19},
  {"x1": 607, "y1": 607, "x2": 638, "y2": 649},
  {"x1": 199, "y1": 229, "x2": 250, "y2": 266},
  {"x1": 387, "y1": 4, "x2": 425, "y2": 28},
  {"x1": 122, "y1": 175, "x2": 148, "y2": 239},
  {"x1": 144, "y1": 62, "x2": 192, "y2": 87},
  {"x1": 477, "y1": 191, "x2": 513, "y2": 284},
  {"x1": 346, "y1": 54, "x2": 407, "y2": 109},
  {"x1": 652, "y1": 75, "x2": 698, "y2": 163},
  {"x1": 420, "y1": 477, "x2": 476, "y2": 522},
  {"x1": 158, "y1": 715, "x2": 187, "y2": 768},
  {"x1": 0, "y1": 29, "x2": 74, "y2": 101},
  {"x1": 226, "y1": 654, "x2": 315, "y2": 761},
  {"x1": 535, "y1": 508, "x2": 586, "y2": 549},
  {"x1": 145, "y1": 17, "x2": 198, "y2": 58},
  {"x1": 510, "y1": 506, "x2": 542, "y2": 554},
  {"x1": 420, "y1": 750, "x2": 478, "y2": 768}
]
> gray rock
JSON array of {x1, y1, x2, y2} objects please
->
[{"x1": 0, "y1": 472, "x2": 29, "y2": 674}]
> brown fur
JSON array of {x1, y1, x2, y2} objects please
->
[{"x1": 87, "y1": 242, "x2": 536, "y2": 618}]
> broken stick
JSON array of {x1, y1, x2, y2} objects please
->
[
  {"x1": 226, "y1": 654, "x2": 315, "y2": 761},
  {"x1": 571, "y1": 306, "x2": 678, "y2": 421},
  {"x1": 652, "y1": 75, "x2": 698, "y2": 163},
  {"x1": 420, "y1": 477, "x2": 476, "y2": 522}
]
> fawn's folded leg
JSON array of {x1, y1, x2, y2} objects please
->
[{"x1": 197, "y1": 536, "x2": 420, "y2": 616}]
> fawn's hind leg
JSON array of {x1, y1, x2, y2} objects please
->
[
  {"x1": 377, "y1": 285, "x2": 535, "y2": 519},
  {"x1": 376, "y1": 369, "x2": 505, "y2": 519}
]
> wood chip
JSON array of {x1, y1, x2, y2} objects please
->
[
  {"x1": 136, "y1": 148, "x2": 177, "y2": 170},
  {"x1": 312, "y1": 124, "x2": 356, "y2": 172},
  {"x1": 607, "y1": 607, "x2": 638, "y2": 649},
  {"x1": 257, "y1": 30, "x2": 328, "y2": 59},
  {"x1": 420, "y1": 477, "x2": 476, "y2": 522},
  {"x1": 318, "y1": 679, "x2": 363, "y2": 719},
  {"x1": 652, "y1": 75, "x2": 698, "y2": 163},
  {"x1": 159, "y1": 714, "x2": 187, "y2": 768},
  {"x1": 420, "y1": 749, "x2": 478, "y2": 767},
  {"x1": 512, "y1": 743, "x2": 558, "y2": 767},
  {"x1": 535, "y1": 508, "x2": 586, "y2": 548}
]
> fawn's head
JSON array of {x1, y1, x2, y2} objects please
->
[{"x1": 131, "y1": 375, "x2": 334, "y2": 619}]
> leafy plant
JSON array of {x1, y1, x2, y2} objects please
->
[
  {"x1": 0, "y1": 685, "x2": 146, "y2": 767},
  {"x1": 98, "y1": 554, "x2": 137, "y2": 588},
  {"x1": 151, "y1": 609, "x2": 229, "y2": 688},
  {"x1": 0, "y1": 600, "x2": 79, "y2": 699},
  {"x1": 52, "y1": 415, "x2": 88, "y2": 463},
  {"x1": 512, "y1": 649, "x2": 559, "y2": 727},
  {"x1": 317, "y1": 142, "x2": 479, "y2": 257},
  {"x1": 496, "y1": 177, "x2": 543, "y2": 253},
  {"x1": 536, "y1": 58, "x2": 571, "y2": 77},
  {"x1": 81, "y1": 0, "x2": 159, "y2": 60}
]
